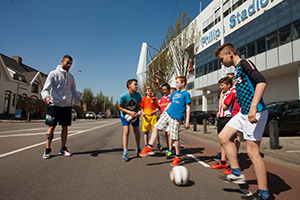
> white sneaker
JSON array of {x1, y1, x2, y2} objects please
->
[
  {"x1": 59, "y1": 147, "x2": 72, "y2": 156},
  {"x1": 226, "y1": 173, "x2": 246, "y2": 184}
]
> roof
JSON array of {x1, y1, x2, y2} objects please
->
[{"x1": 0, "y1": 53, "x2": 47, "y2": 84}]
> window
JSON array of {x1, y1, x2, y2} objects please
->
[
  {"x1": 292, "y1": 0, "x2": 300, "y2": 21},
  {"x1": 186, "y1": 82, "x2": 194, "y2": 90},
  {"x1": 266, "y1": 31, "x2": 278, "y2": 50},
  {"x1": 31, "y1": 83, "x2": 39, "y2": 93},
  {"x1": 292, "y1": 19, "x2": 300, "y2": 40},
  {"x1": 265, "y1": 7, "x2": 277, "y2": 35},
  {"x1": 247, "y1": 41, "x2": 255, "y2": 58},
  {"x1": 279, "y1": 25, "x2": 291, "y2": 45},
  {"x1": 257, "y1": 37, "x2": 266, "y2": 54},
  {"x1": 237, "y1": 46, "x2": 246, "y2": 59},
  {"x1": 278, "y1": 0, "x2": 291, "y2": 28},
  {"x1": 12, "y1": 94, "x2": 16, "y2": 107},
  {"x1": 30, "y1": 97, "x2": 37, "y2": 113},
  {"x1": 223, "y1": 8, "x2": 231, "y2": 18}
]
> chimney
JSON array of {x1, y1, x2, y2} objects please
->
[{"x1": 11, "y1": 56, "x2": 23, "y2": 64}]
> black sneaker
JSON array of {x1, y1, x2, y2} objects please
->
[
  {"x1": 213, "y1": 152, "x2": 221, "y2": 161},
  {"x1": 241, "y1": 191, "x2": 269, "y2": 200},
  {"x1": 157, "y1": 143, "x2": 162, "y2": 152},
  {"x1": 59, "y1": 146, "x2": 72, "y2": 156},
  {"x1": 42, "y1": 148, "x2": 51, "y2": 159}
]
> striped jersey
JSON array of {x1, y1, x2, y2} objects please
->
[{"x1": 218, "y1": 90, "x2": 236, "y2": 117}]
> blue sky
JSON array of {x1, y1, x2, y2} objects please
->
[{"x1": 0, "y1": 0, "x2": 211, "y2": 102}]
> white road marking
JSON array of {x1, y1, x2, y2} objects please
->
[
  {"x1": 286, "y1": 151, "x2": 300, "y2": 153},
  {"x1": 0, "y1": 121, "x2": 119, "y2": 158},
  {"x1": 186, "y1": 154, "x2": 210, "y2": 167}
]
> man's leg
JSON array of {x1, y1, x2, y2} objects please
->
[
  {"x1": 61, "y1": 125, "x2": 68, "y2": 148},
  {"x1": 246, "y1": 140, "x2": 268, "y2": 190},
  {"x1": 234, "y1": 133, "x2": 241, "y2": 152},
  {"x1": 46, "y1": 126, "x2": 55, "y2": 148},
  {"x1": 144, "y1": 131, "x2": 149, "y2": 146}
]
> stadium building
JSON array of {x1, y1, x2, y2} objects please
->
[{"x1": 148, "y1": 0, "x2": 300, "y2": 112}]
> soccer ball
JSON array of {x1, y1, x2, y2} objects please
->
[
  {"x1": 170, "y1": 166, "x2": 189, "y2": 186},
  {"x1": 125, "y1": 114, "x2": 137, "y2": 123}
]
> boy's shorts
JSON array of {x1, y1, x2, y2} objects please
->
[
  {"x1": 45, "y1": 106, "x2": 72, "y2": 127},
  {"x1": 217, "y1": 117, "x2": 232, "y2": 134},
  {"x1": 142, "y1": 115, "x2": 157, "y2": 132},
  {"x1": 154, "y1": 113, "x2": 180, "y2": 140},
  {"x1": 226, "y1": 110, "x2": 268, "y2": 141},
  {"x1": 120, "y1": 116, "x2": 139, "y2": 127}
]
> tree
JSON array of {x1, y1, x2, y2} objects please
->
[
  {"x1": 82, "y1": 87, "x2": 94, "y2": 107},
  {"x1": 165, "y1": 11, "x2": 200, "y2": 78},
  {"x1": 146, "y1": 11, "x2": 200, "y2": 95}
]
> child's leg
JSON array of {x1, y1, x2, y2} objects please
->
[
  {"x1": 144, "y1": 131, "x2": 149, "y2": 146},
  {"x1": 218, "y1": 126, "x2": 239, "y2": 169},
  {"x1": 148, "y1": 127, "x2": 159, "y2": 146},
  {"x1": 133, "y1": 126, "x2": 140, "y2": 148},
  {"x1": 156, "y1": 133, "x2": 160, "y2": 145},
  {"x1": 123, "y1": 126, "x2": 130, "y2": 151},
  {"x1": 164, "y1": 132, "x2": 169, "y2": 149},
  {"x1": 234, "y1": 133, "x2": 241, "y2": 152},
  {"x1": 46, "y1": 126, "x2": 55, "y2": 148},
  {"x1": 173, "y1": 139, "x2": 180, "y2": 156},
  {"x1": 168, "y1": 132, "x2": 173, "y2": 150},
  {"x1": 246, "y1": 140, "x2": 268, "y2": 190}
]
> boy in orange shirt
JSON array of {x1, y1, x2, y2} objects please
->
[{"x1": 141, "y1": 86, "x2": 160, "y2": 149}]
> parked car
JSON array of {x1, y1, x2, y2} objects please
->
[
  {"x1": 85, "y1": 111, "x2": 98, "y2": 119},
  {"x1": 264, "y1": 100, "x2": 300, "y2": 136},
  {"x1": 71, "y1": 109, "x2": 77, "y2": 121},
  {"x1": 97, "y1": 112, "x2": 107, "y2": 119},
  {"x1": 108, "y1": 113, "x2": 119, "y2": 118},
  {"x1": 189, "y1": 111, "x2": 216, "y2": 125}
]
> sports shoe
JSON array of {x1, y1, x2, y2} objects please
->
[
  {"x1": 213, "y1": 152, "x2": 221, "y2": 161},
  {"x1": 122, "y1": 153, "x2": 129, "y2": 162},
  {"x1": 59, "y1": 147, "x2": 72, "y2": 156},
  {"x1": 224, "y1": 168, "x2": 232, "y2": 175},
  {"x1": 165, "y1": 150, "x2": 173, "y2": 159},
  {"x1": 170, "y1": 156, "x2": 183, "y2": 167},
  {"x1": 139, "y1": 146, "x2": 154, "y2": 157},
  {"x1": 211, "y1": 163, "x2": 227, "y2": 169},
  {"x1": 226, "y1": 173, "x2": 246, "y2": 184},
  {"x1": 241, "y1": 191, "x2": 268, "y2": 200},
  {"x1": 136, "y1": 148, "x2": 141, "y2": 157},
  {"x1": 157, "y1": 143, "x2": 162, "y2": 152},
  {"x1": 42, "y1": 148, "x2": 51, "y2": 159}
]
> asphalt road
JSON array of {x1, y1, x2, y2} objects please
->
[{"x1": 0, "y1": 119, "x2": 247, "y2": 200}]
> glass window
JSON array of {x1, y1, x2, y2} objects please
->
[
  {"x1": 278, "y1": 0, "x2": 291, "y2": 28},
  {"x1": 279, "y1": 25, "x2": 292, "y2": 45},
  {"x1": 238, "y1": 46, "x2": 246, "y2": 59},
  {"x1": 265, "y1": 7, "x2": 277, "y2": 35},
  {"x1": 247, "y1": 41, "x2": 256, "y2": 58},
  {"x1": 266, "y1": 31, "x2": 278, "y2": 50},
  {"x1": 292, "y1": 19, "x2": 300, "y2": 40},
  {"x1": 207, "y1": 62, "x2": 213, "y2": 73},
  {"x1": 255, "y1": 15, "x2": 265, "y2": 39},
  {"x1": 246, "y1": 20, "x2": 255, "y2": 43},
  {"x1": 223, "y1": 8, "x2": 231, "y2": 18},
  {"x1": 292, "y1": 0, "x2": 300, "y2": 21},
  {"x1": 257, "y1": 37, "x2": 266, "y2": 54},
  {"x1": 213, "y1": 59, "x2": 220, "y2": 71}
]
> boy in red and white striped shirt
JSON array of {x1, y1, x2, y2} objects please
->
[{"x1": 211, "y1": 77, "x2": 236, "y2": 170}]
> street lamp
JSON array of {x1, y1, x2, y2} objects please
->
[{"x1": 103, "y1": 91, "x2": 110, "y2": 113}]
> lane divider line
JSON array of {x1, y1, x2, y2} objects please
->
[
  {"x1": 186, "y1": 154, "x2": 211, "y2": 168},
  {"x1": 0, "y1": 121, "x2": 119, "y2": 159}
]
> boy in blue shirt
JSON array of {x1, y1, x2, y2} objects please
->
[
  {"x1": 214, "y1": 42, "x2": 269, "y2": 200},
  {"x1": 119, "y1": 79, "x2": 142, "y2": 162},
  {"x1": 139, "y1": 76, "x2": 191, "y2": 167}
]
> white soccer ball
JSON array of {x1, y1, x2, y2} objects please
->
[
  {"x1": 170, "y1": 166, "x2": 189, "y2": 186},
  {"x1": 125, "y1": 114, "x2": 137, "y2": 123}
]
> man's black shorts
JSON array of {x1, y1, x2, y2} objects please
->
[{"x1": 45, "y1": 106, "x2": 72, "y2": 126}]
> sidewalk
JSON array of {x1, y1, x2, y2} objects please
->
[{"x1": 182, "y1": 124, "x2": 300, "y2": 172}]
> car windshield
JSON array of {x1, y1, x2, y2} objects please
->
[{"x1": 266, "y1": 103, "x2": 285, "y2": 112}]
